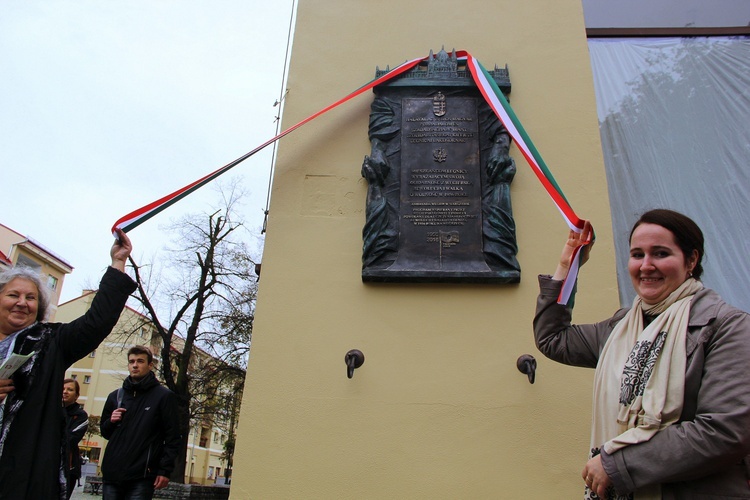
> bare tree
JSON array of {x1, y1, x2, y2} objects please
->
[
  {"x1": 127, "y1": 182, "x2": 258, "y2": 482},
  {"x1": 84, "y1": 415, "x2": 101, "y2": 450}
]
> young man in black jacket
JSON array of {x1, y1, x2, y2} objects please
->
[{"x1": 100, "y1": 345, "x2": 180, "y2": 499}]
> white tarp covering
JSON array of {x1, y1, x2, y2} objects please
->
[{"x1": 588, "y1": 37, "x2": 750, "y2": 310}]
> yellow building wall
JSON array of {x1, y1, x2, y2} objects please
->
[
  {"x1": 186, "y1": 427, "x2": 228, "y2": 485},
  {"x1": 231, "y1": 0, "x2": 619, "y2": 498}
]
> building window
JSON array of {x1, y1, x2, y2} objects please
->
[
  {"x1": 213, "y1": 431, "x2": 219, "y2": 443},
  {"x1": 199, "y1": 427, "x2": 209, "y2": 447},
  {"x1": 87, "y1": 447, "x2": 101, "y2": 463},
  {"x1": 220, "y1": 434, "x2": 226, "y2": 444},
  {"x1": 83, "y1": 375, "x2": 91, "y2": 384},
  {"x1": 16, "y1": 254, "x2": 41, "y2": 271},
  {"x1": 71, "y1": 374, "x2": 77, "y2": 380},
  {"x1": 208, "y1": 466, "x2": 214, "y2": 479},
  {"x1": 47, "y1": 275, "x2": 58, "y2": 291},
  {"x1": 89, "y1": 350, "x2": 96, "y2": 358}
]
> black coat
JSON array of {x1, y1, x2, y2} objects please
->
[
  {"x1": 100, "y1": 371, "x2": 181, "y2": 482},
  {"x1": 0, "y1": 267, "x2": 136, "y2": 500}
]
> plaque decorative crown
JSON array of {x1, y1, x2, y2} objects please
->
[
  {"x1": 426, "y1": 47, "x2": 459, "y2": 78},
  {"x1": 374, "y1": 47, "x2": 511, "y2": 93}
]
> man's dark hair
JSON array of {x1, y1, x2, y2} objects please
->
[{"x1": 127, "y1": 345, "x2": 154, "y2": 364}]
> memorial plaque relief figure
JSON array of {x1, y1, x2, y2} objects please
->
[
  {"x1": 361, "y1": 48, "x2": 520, "y2": 283},
  {"x1": 479, "y1": 104, "x2": 521, "y2": 280},
  {"x1": 362, "y1": 95, "x2": 400, "y2": 268}
]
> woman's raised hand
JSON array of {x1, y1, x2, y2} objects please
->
[
  {"x1": 552, "y1": 220, "x2": 594, "y2": 281},
  {"x1": 110, "y1": 228, "x2": 133, "y2": 272}
]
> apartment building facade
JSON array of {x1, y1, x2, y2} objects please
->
[
  {"x1": 0, "y1": 222, "x2": 73, "y2": 319},
  {"x1": 56, "y1": 291, "x2": 237, "y2": 485}
]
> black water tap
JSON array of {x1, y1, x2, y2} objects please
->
[
  {"x1": 516, "y1": 354, "x2": 537, "y2": 384},
  {"x1": 345, "y1": 349, "x2": 365, "y2": 379}
]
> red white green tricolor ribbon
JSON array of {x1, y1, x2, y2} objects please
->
[
  {"x1": 112, "y1": 50, "x2": 592, "y2": 304},
  {"x1": 460, "y1": 52, "x2": 593, "y2": 304}
]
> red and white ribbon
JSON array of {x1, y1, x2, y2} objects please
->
[{"x1": 112, "y1": 50, "x2": 592, "y2": 304}]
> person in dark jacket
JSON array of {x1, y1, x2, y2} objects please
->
[
  {"x1": 63, "y1": 378, "x2": 88, "y2": 499},
  {"x1": 0, "y1": 229, "x2": 135, "y2": 499},
  {"x1": 100, "y1": 345, "x2": 180, "y2": 499}
]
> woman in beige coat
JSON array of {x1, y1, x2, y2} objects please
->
[{"x1": 534, "y1": 209, "x2": 750, "y2": 499}]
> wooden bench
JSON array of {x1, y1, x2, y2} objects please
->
[{"x1": 85, "y1": 476, "x2": 103, "y2": 495}]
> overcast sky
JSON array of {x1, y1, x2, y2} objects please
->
[{"x1": 1, "y1": 1, "x2": 295, "y2": 302}]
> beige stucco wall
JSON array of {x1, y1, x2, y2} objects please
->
[{"x1": 232, "y1": 0, "x2": 619, "y2": 498}]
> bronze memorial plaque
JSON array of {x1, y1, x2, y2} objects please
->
[
  {"x1": 361, "y1": 48, "x2": 520, "y2": 283},
  {"x1": 393, "y1": 96, "x2": 486, "y2": 272}
]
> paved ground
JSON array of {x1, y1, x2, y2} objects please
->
[
  {"x1": 69, "y1": 480, "x2": 231, "y2": 498},
  {"x1": 70, "y1": 483, "x2": 99, "y2": 499}
]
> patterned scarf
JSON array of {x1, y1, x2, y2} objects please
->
[{"x1": 586, "y1": 278, "x2": 703, "y2": 500}]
